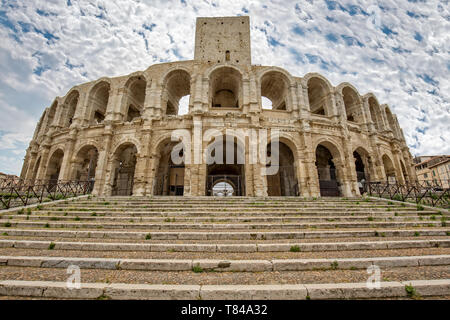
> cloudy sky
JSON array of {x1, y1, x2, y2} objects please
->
[{"x1": 0, "y1": 0, "x2": 449, "y2": 175}]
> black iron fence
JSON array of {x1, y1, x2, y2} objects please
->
[
  {"x1": 365, "y1": 180, "x2": 450, "y2": 208},
  {"x1": 0, "y1": 178, "x2": 94, "y2": 210}
]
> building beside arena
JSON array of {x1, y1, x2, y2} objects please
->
[{"x1": 20, "y1": 16, "x2": 416, "y2": 197}]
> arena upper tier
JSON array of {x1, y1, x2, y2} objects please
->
[{"x1": 20, "y1": 16, "x2": 416, "y2": 197}]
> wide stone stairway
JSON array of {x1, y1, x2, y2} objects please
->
[{"x1": 0, "y1": 196, "x2": 449, "y2": 299}]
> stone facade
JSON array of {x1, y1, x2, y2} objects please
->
[{"x1": 20, "y1": 16, "x2": 416, "y2": 197}]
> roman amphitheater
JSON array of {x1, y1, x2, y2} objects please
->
[
  {"x1": 20, "y1": 16, "x2": 416, "y2": 198},
  {"x1": 1, "y1": 16, "x2": 449, "y2": 301}
]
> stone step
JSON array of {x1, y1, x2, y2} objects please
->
[
  {"x1": 1, "y1": 239, "x2": 448, "y2": 252},
  {"x1": 52, "y1": 202, "x2": 411, "y2": 207},
  {"x1": 3, "y1": 245, "x2": 448, "y2": 261},
  {"x1": 26, "y1": 210, "x2": 434, "y2": 217},
  {"x1": 44, "y1": 206, "x2": 424, "y2": 212},
  {"x1": 1, "y1": 254, "x2": 448, "y2": 272},
  {"x1": 0, "y1": 279, "x2": 448, "y2": 299},
  {"x1": 5, "y1": 214, "x2": 438, "y2": 223},
  {"x1": 0, "y1": 220, "x2": 443, "y2": 230},
  {"x1": 1, "y1": 228, "x2": 448, "y2": 241}
]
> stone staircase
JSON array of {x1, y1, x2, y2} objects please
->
[{"x1": 0, "y1": 196, "x2": 449, "y2": 300}]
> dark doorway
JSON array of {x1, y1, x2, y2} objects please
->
[
  {"x1": 316, "y1": 145, "x2": 340, "y2": 196},
  {"x1": 205, "y1": 136, "x2": 245, "y2": 196}
]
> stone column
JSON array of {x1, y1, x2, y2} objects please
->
[
  {"x1": 132, "y1": 125, "x2": 152, "y2": 196},
  {"x1": 244, "y1": 133, "x2": 254, "y2": 196},
  {"x1": 342, "y1": 137, "x2": 359, "y2": 196},
  {"x1": 248, "y1": 74, "x2": 259, "y2": 114},
  {"x1": 93, "y1": 126, "x2": 113, "y2": 195},
  {"x1": 289, "y1": 84, "x2": 299, "y2": 118},
  {"x1": 242, "y1": 77, "x2": 250, "y2": 114},
  {"x1": 146, "y1": 153, "x2": 161, "y2": 196},
  {"x1": 333, "y1": 158, "x2": 352, "y2": 197}
]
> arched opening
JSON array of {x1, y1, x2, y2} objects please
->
[
  {"x1": 342, "y1": 87, "x2": 361, "y2": 122},
  {"x1": 31, "y1": 156, "x2": 41, "y2": 183},
  {"x1": 163, "y1": 70, "x2": 191, "y2": 116},
  {"x1": 260, "y1": 71, "x2": 289, "y2": 111},
  {"x1": 307, "y1": 77, "x2": 331, "y2": 116},
  {"x1": 213, "y1": 181, "x2": 234, "y2": 196},
  {"x1": 72, "y1": 146, "x2": 99, "y2": 183},
  {"x1": 206, "y1": 135, "x2": 245, "y2": 196},
  {"x1": 225, "y1": 50, "x2": 231, "y2": 62},
  {"x1": 64, "y1": 91, "x2": 79, "y2": 128},
  {"x1": 89, "y1": 81, "x2": 110, "y2": 124},
  {"x1": 125, "y1": 77, "x2": 146, "y2": 122},
  {"x1": 210, "y1": 67, "x2": 242, "y2": 109},
  {"x1": 44, "y1": 102, "x2": 57, "y2": 133},
  {"x1": 368, "y1": 97, "x2": 382, "y2": 131},
  {"x1": 353, "y1": 147, "x2": 373, "y2": 184},
  {"x1": 385, "y1": 108, "x2": 398, "y2": 137},
  {"x1": 315, "y1": 144, "x2": 342, "y2": 196},
  {"x1": 382, "y1": 154, "x2": 396, "y2": 183},
  {"x1": 154, "y1": 140, "x2": 185, "y2": 196},
  {"x1": 111, "y1": 144, "x2": 137, "y2": 196},
  {"x1": 266, "y1": 141, "x2": 298, "y2": 196},
  {"x1": 45, "y1": 149, "x2": 64, "y2": 183}
]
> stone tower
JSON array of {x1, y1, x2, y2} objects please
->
[{"x1": 194, "y1": 16, "x2": 251, "y2": 65}]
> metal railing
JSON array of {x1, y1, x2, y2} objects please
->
[
  {"x1": 0, "y1": 178, "x2": 94, "y2": 210},
  {"x1": 365, "y1": 180, "x2": 450, "y2": 208}
]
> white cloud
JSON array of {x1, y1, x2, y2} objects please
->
[{"x1": 0, "y1": 0, "x2": 448, "y2": 176}]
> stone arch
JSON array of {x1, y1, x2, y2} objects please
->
[
  {"x1": 63, "y1": 90, "x2": 80, "y2": 128},
  {"x1": 45, "y1": 148, "x2": 65, "y2": 182},
  {"x1": 382, "y1": 153, "x2": 396, "y2": 182},
  {"x1": 265, "y1": 138, "x2": 299, "y2": 196},
  {"x1": 153, "y1": 136, "x2": 186, "y2": 196},
  {"x1": 110, "y1": 142, "x2": 138, "y2": 196},
  {"x1": 111, "y1": 137, "x2": 142, "y2": 157},
  {"x1": 305, "y1": 73, "x2": 333, "y2": 116},
  {"x1": 385, "y1": 107, "x2": 399, "y2": 137},
  {"x1": 71, "y1": 144, "x2": 99, "y2": 182},
  {"x1": 88, "y1": 80, "x2": 111, "y2": 124},
  {"x1": 212, "y1": 179, "x2": 236, "y2": 196},
  {"x1": 44, "y1": 100, "x2": 58, "y2": 134},
  {"x1": 353, "y1": 146, "x2": 374, "y2": 183},
  {"x1": 365, "y1": 94, "x2": 383, "y2": 131},
  {"x1": 34, "y1": 111, "x2": 46, "y2": 139},
  {"x1": 400, "y1": 159, "x2": 409, "y2": 183},
  {"x1": 161, "y1": 69, "x2": 191, "y2": 115},
  {"x1": 124, "y1": 75, "x2": 147, "y2": 122},
  {"x1": 259, "y1": 69, "x2": 292, "y2": 111},
  {"x1": 338, "y1": 83, "x2": 363, "y2": 123},
  {"x1": 314, "y1": 139, "x2": 344, "y2": 196},
  {"x1": 208, "y1": 66, "x2": 243, "y2": 109},
  {"x1": 31, "y1": 156, "x2": 41, "y2": 183},
  {"x1": 205, "y1": 133, "x2": 246, "y2": 196}
]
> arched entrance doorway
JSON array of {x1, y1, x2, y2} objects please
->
[
  {"x1": 154, "y1": 141, "x2": 185, "y2": 196},
  {"x1": 111, "y1": 144, "x2": 137, "y2": 196},
  {"x1": 266, "y1": 141, "x2": 298, "y2": 196},
  {"x1": 382, "y1": 154, "x2": 396, "y2": 183},
  {"x1": 206, "y1": 135, "x2": 245, "y2": 196},
  {"x1": 315, "y1": 144, "x2": 342, "y2": 196},
  {"x1": 46, "y1": 150, "x2": 64, "y2": 182},
  {"x1": 72, "y1": 145, "x2": 99, "y2": 184},
  {"x1": 212, "y1": 181, "x2": 235, "y2": 196},
  {"x1": 353, "y1": 149, "x2": 371, "y2": 195},
  {"x1": 45, "y1": 149, "x2": 64, "y2": 191}
]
